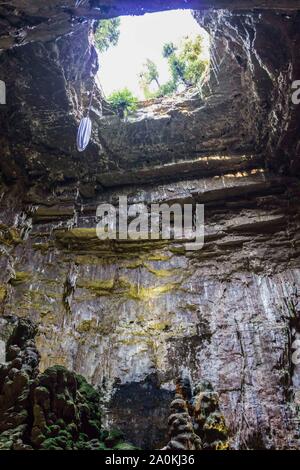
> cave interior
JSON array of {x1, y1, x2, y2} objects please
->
[{"x1": 0, "y1": 0, "x2": 300, "y2": 451}]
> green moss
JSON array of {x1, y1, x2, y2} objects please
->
[
  {"x1": 34, "y1": 207, "x2": 74, "y2": 220},
  {"x1": 144, "y1": 253, "x2": 171, "y2": 262},
  {"x1": 97, "y1": 442, "x2": 108, "y2": 450},
  {"x1": 77, "y1": 278, "x2": 115, "y2": 296},
  {"x1": 45, "y1": 425, "x2": 60, "y2": 438},
  {"x1": 124, "y1": 260, "x2": 144, "y2": 270},
  {"x1": 76, "y1": 320, "x2": 95, "y2": 333},
  {"x1": 204, "y1": 414, "x2": 229, "y2": 437},
  {"x1": 16, "y1": 290, "x2": 59, "y2": 317},
  {"x1": 55, "y1": 228, "x2": 173, "y2": 260},
  {"x1": 32, "y1": 243, "x2": 52, "y2": 253},
  {"x1": 145, "y1": 265, "x2": 178, "y2": 278},
  {"x1": 41, "y1": 432, "x2": 71, "y2": 450},
  {"x1": 66, "y1": 423, "x2": 77, "y2": 437},
  {"x1": 118, "y1": 321, "x2": 171, "y2": 346},
  {"x1": 118, "y1": 337, "x2": 146, "y2": 346},
  {"x1": 0, "y1": 225, "x2": 22, "y2": 247},
  {"x1": 104, "y1": 429, "x2": 125, "y2": 448},
  {"x1": 77, "y1": 274, "x2": 180, "y2": 301},
  {"x1": 77, "y1": 374, "x2": 100, "y2": 408},
  {"x1": 149, "y1": 321, "x2": 170, "y2": 331},
  {"x1": 10, "y1": 271, "x2": 32, "y2": 286},
  {"x1": 1, "y1": 359, "x2": 135, "y2": 451},
  {"x1": 0, "y1": 284, "x2": 7, "y2": 302},
  {"x1": 170, "y1": 246, "x2": 186, "y2": 255},
  {"x1": 56, "y1": 228, "x2": 97, "y2": 241},
  {"x1": 184, "y1": 303, "x2": 198, "y2": 312},
  {"x1": 121, "y1": 278, "x2": 180, "y2": 301},
  {"x1": 113, "y1": 442, "x2": 138, "y2": 450},
  {"x1": 75, "y1": 255, "x2": 106, "y2": 266},
  {"x1": 216, "y1": 441, "x2": 229, "y2": 450}
]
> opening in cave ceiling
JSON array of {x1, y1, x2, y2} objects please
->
[{"x1": 95, "y1": 10, "x2": 211, "y2": 104}]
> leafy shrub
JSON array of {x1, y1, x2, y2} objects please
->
[
  {"x1": 95, "y1": 18, "x2": 121, "y2": 53},
  {"x1": 107, "y1": 88, "x2": 138, "y2": 118}
]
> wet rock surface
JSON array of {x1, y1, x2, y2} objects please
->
[{"x1": 1, "y1": 0, "x2": 300, "y2": 451}]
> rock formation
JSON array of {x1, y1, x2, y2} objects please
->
[
  {"x1": 192, "y1": 380, "x2": 229, "y2": 450},
  {"x1": 0, "y1": 318, "x2": 135, "y2": 450},
  {"x1": 163, "y1": 374, "x2": 202, "y2": 450},
  {"x1": 0, "y1": 318, "x2": 40, "y2": 450},
  {"x1": 1, "y1": 0, "x2": 300, "y2": 450},
  {"x1": 163, "y1": 374, "x2": 229, "y2": 450}
]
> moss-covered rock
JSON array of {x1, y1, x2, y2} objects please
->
[
  {"x1": 0, "y1": 318, "x2": 40, "y2": 450},
  {"x1": 0, "y1": 285, "x2": 7, "y2": 302},
  {"x1": 10, "y1": 271, "x2": 32, "y2": 286},
  {"x1": 191, "y1": 380, "x2": 229, "y2": 450},
  {"x1": 0, "y1": 317, "x2": 136, "y2": 451}
]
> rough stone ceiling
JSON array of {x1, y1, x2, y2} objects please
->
[{"x1": 1, "y1": 1, "x2": 300, "y2": 50}]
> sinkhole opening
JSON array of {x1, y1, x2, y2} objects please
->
[{"x1": 94, "y1": 10, "x2": 211, "y2": 117}]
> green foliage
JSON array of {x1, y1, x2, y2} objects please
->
[
  {"x1": 179, "y1": 35, "x2": 208, "y2": 84},
  {"x1": 95, "y1": 18, "x2": 121, "y2": 53},
  {"x1": 37, "y1": 369, "x2": 136, "y2": 450},
  {"x1": 107, "y1": 88, "x2": 138, "y2": 118},
  {"x1": 165, "y1": 35, "x2": 207, "y2": 87},
  {"x1": 139, "y1": 59, "x2": 161, "y2": 99},
  {"x1": 139, "y1": 34, "x2": 208, "y2": 99},
  {"x1": 162, "y1": 42, "x2": 176, "y2": 58},
  {"x1": 168, "y1": 54, "x2": 188, "y2": 85},
  {"x1": 140, "y1": 59, "x2": 160, "y2": 88},
  {"x1": 104, "y1": 429, "x2": 139, "y2": 450},
  {"x1": 114, "y1": 442, "x2": 138, "y2": 450},
  {"x1": 155, "y1": 80, "x2": 177, "y2": 98}
]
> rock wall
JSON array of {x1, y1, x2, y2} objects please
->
[
  {"x1": 1, "y1": 168, "x2": 299, "y2": 449},
  {"x1": 1, "y1": 0, "x2": 300, "y2": 450}
]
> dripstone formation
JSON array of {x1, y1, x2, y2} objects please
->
[
  {"x1": 0, "y1": 318, "x2": 40, "y2": 450},
  {"x1": 1, "y1": 0, "x2": 300, "y2": 450},
  {"x1": 0, "y1": 318, "x2": 135, "y2": 450},
  {"x1": 164, "y1": 374, "x2": 229, "y2": 450}
]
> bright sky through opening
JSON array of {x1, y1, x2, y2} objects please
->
[{"x1": 98, "y1": 10, "x2": 210, "y2": 100}]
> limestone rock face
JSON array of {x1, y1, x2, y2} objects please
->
[
  {"x1": 195, "y1": 8, "x2": 300, "y2": 176},
  {"x1": 1, "y1": 0, "x2": 300, "y2": 451}
]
